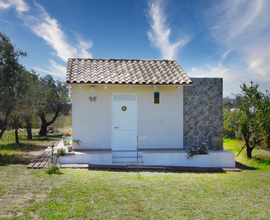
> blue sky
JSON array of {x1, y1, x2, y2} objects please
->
[{"x1": 1, "y1": 0, "x2": 270, "y2": 97}]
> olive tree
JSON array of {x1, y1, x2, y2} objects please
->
[
  {"x1": 0, "y1": 32, "x2": 27, "y2": 139},
  {"x1": 226, "y1": 82, "x2": 270, "y2": 158},
  {"x1": 21, "y1": 70, "x2": 40, "y2": 140},
  {"x1": 8, "y1": 68, "x2": 37, "y2": 143},
  {"x1": 37, "y1": 75, "x2": 71, "y2": 136}
]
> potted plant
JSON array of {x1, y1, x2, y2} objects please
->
[
  {"x1": 62, "y1": 131, "x2": 72, "y2": 146},
  {"x1": 57, "y1": 147, "x2": 66, "y2": 156},
  {"x1": 211, "y1": 129, "x2": 222, "y2": 150},
  {"x1": 64, "y1": 139, "x2": 82, "y2": 152}
]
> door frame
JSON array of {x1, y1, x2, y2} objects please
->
[{"x1": 111, "y1": 93, "x2": 138, "y2": 151}]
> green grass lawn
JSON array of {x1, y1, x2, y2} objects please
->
[
  {"x1": 224, "y1": 138, "x2": 270, "y2": 170},
  {"x1": 0, "y1": 131, "x2": 61, "y2": 166},
  {"x1": 1, "y1": 137, "x2": 270, "y2": 219}
]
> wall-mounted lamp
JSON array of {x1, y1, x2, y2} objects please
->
[
  {"x1": 90, "y1": 86, "x2": 96, "y2": 92},
  {"x1": 89, "y1": 97, "x2": 97, "y2": 102}
]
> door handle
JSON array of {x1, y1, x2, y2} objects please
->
[{"x1": 114, "y1": 127, "x2": 119, "y2": 129}]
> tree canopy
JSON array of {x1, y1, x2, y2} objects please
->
[
  {"x1": 224, "y1": 81, "x2": 270, "y2": 158},
  {"x1": 0, "y1": 32, "x2": 71, "y2": 141},
  {"x1": 37, "y1": 75, "x2": 71, "y2": 136},
  {"x1": 0, "y1": 32, "x2": 27, "y2": 139}
]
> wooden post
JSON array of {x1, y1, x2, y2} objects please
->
[{"x1": 137, "y1": 136, "x2": 139, "y2": 176}]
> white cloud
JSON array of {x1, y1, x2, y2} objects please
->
[
  {"x1": 147, "y1": 0, "x2": 190, "y2": 60},
  {"x1": 205, "y1": 0, "x2": 270, "y2": 78},
  {"x1": 190, "y1": 58, "x2": 270, "y2": 97},
  {"x1": 221, "y1": 48, "x2": 234, "y2": 60},
  {"x1": 0, "y1": 0, "x2": 92, "y2": 62},
  {"x1": 190, "y1": 62, "x2": 236, "y2": 82},
  {"x1": 21, "y1": 1, "x2": 92, "y2": 62},
  {"x1": 71, "y1": 31, "x2": 93, "y2": 58},
  {"x1": 34, "y1": 60, "x2": 66, "y2": 78},
  {"x1": 207, "y1": 0, "x2": 267, "y2": 44},
  {"x1": 0, "y1": 0, "x2": 29, "y2": 13},
  {"x1": 0, "y1": 18, "x2": 16, "y2": 25},
  {"x1": 0, "y1": 1, "x2": 11, "y2": 9},
  {"x1": 246, "y1": 44, "x2": 270, "y2": 78},
  {"x1": 190, "y1": 62, "x2": 242, "y2": 97},
  {"x1": 0, "y1": 0, "x2": 93, "y2": 79}
]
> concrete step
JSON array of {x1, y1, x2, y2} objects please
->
[
  {"x1": 112, "y1": 151, "x2": 142, "y2": 158},
  {"x1": 113, "y1": 162, "x2": 144, "y2": 165},
  {"x1": 112, "y1": 157, "x2": 143, "y2": 163}
]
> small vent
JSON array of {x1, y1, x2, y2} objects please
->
[{"x1": 114, "y1": 94, "x2": 136, "y2": 101}]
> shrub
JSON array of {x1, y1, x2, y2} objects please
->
[
  {"x1": 45, "y1": 164, "x2": 62, "y2": 175},
  {"x1": 57, "y1": 148, "x2": 66, "y2": 156},
  {"x1": 187, "y1": 142, "x2": 208, "y2": 159},
  {"x1": 45, "y1": 143, "x2": 63, "y2": 175}
]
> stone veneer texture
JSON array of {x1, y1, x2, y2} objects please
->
[{"x1": 183, "y1": 78, "x2": 223, "y2": 150}]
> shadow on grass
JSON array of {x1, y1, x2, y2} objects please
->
[
  {"x1": 235, "y1": 161, "x2": 258, "y2": 170},
  {"x1": 30, "y1": 135, "x2": 62, "y2": 140},
  {"x1": 0, "y1": 143, "x2": 48, "y2": 152},
  {"x1": 0, "y1": 137, "x2": 61, "y2": 166},
  {"x1": 86, "y1": 167, "x2": 228, "y2": 174},
  {"x1": 252, "y1": 157, "x2": 270, "y2": 165},
  {"x1": 0, "y1": 153, "x2": 37, "y2": 166}
]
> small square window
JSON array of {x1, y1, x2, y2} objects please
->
[{"x1": 154, "y1": 92, "x2": 160, "y2": 104}]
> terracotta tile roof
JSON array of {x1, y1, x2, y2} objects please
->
[{"x1": 66, "y1": 58, "x2": 193, "y2": 85}]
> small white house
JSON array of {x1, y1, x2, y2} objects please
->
[{"x1": 58, "y1": 58, "x2": 235, "y2": 167}]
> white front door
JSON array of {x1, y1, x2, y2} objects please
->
[{"x1": 112, "y1": 93, "x2": 137, "y2": 151}]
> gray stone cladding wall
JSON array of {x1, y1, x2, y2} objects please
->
[{"x1": 183, "y1": 78, "x2": 223, "y2": 150}]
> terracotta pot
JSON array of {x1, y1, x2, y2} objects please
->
[
  {"x1": 211, "y1": 136, "x2": 222, "y2": 150},
  {"x1": 67, "y1": 146, "x2": 73, "y2": 152}
]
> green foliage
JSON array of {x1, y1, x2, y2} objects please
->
[
  {"x1": 0, "y1": 32, "x2": 27, "y2": 139},
  {"x1": 45, "y1": 164, "x2": 62, "y2": 175},
  {"x1": 187, "y1": 142, "x2": 208, "y2": 159},
  {"x1": 224, "y1": 81, "x2": 270, "y2": 158},
  {"x1": 211, "y1": 128, "x2": 221, "y2": 136},
  {"x1": 224, "y1": 138, "x2": 270, "y2": 170},
  {"x1": 0, "y1": 32, "x2": 71, "y2": 139},
  {"x1": 64, "y1": 139, "x2": 82, "y2": 147},
  {"x1": 20, "y1": 70, "x2": 40, "y2": 123},
  {"x1": 57, "y1": 148, "x2": 66, "y2": 156},
  {"x1": 70, "y1": 139, "x2": 82, "y2": 146},
  {"x1": 30, "y1": 121, "x2": 37, "y2": 126},
  {"x1": 0, "y1": 32, "x2": 44, "y2": 142},
  {"x1": 37, "y1": 75, "x2": 71, "y2": 117},
  {"x1": 37, "y1": 74, "x2": 71, "y2": 136},
  {"x1": 45, "y1": 143, "x2": 63, "y2": 175}
]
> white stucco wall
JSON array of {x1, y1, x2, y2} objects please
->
[{"x1": 72, "y1": 85, "x2": 183, "y2": 149}]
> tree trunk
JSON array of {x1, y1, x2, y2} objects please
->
[
  {"x1": 0, "y1": 110, "x2": 11, "y2": 140},
  {"x1": 39, "y1": 123, "x2": 47, "y2": 136},
  {"x1": 39, "y1": 114, "x2": 47, "y2": 136},
  {"x1": 243, "y1": 134, "x2": 253, "y2": 159},
  {"x1": 15, "y1": 128, "x2": 19, "y2": 144},
  {"x1": 12, "y1": 115, "x2": 20, "y2": 144},
  {"x1": 39, "y1": 109, "x2": 60, "y2": 136},
  {"x1": 247, "y1": 146, "x2": 253, "y2": 159},
  {"x1": 26, "y1": 122, "x2": 32, "y2": 140}
]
